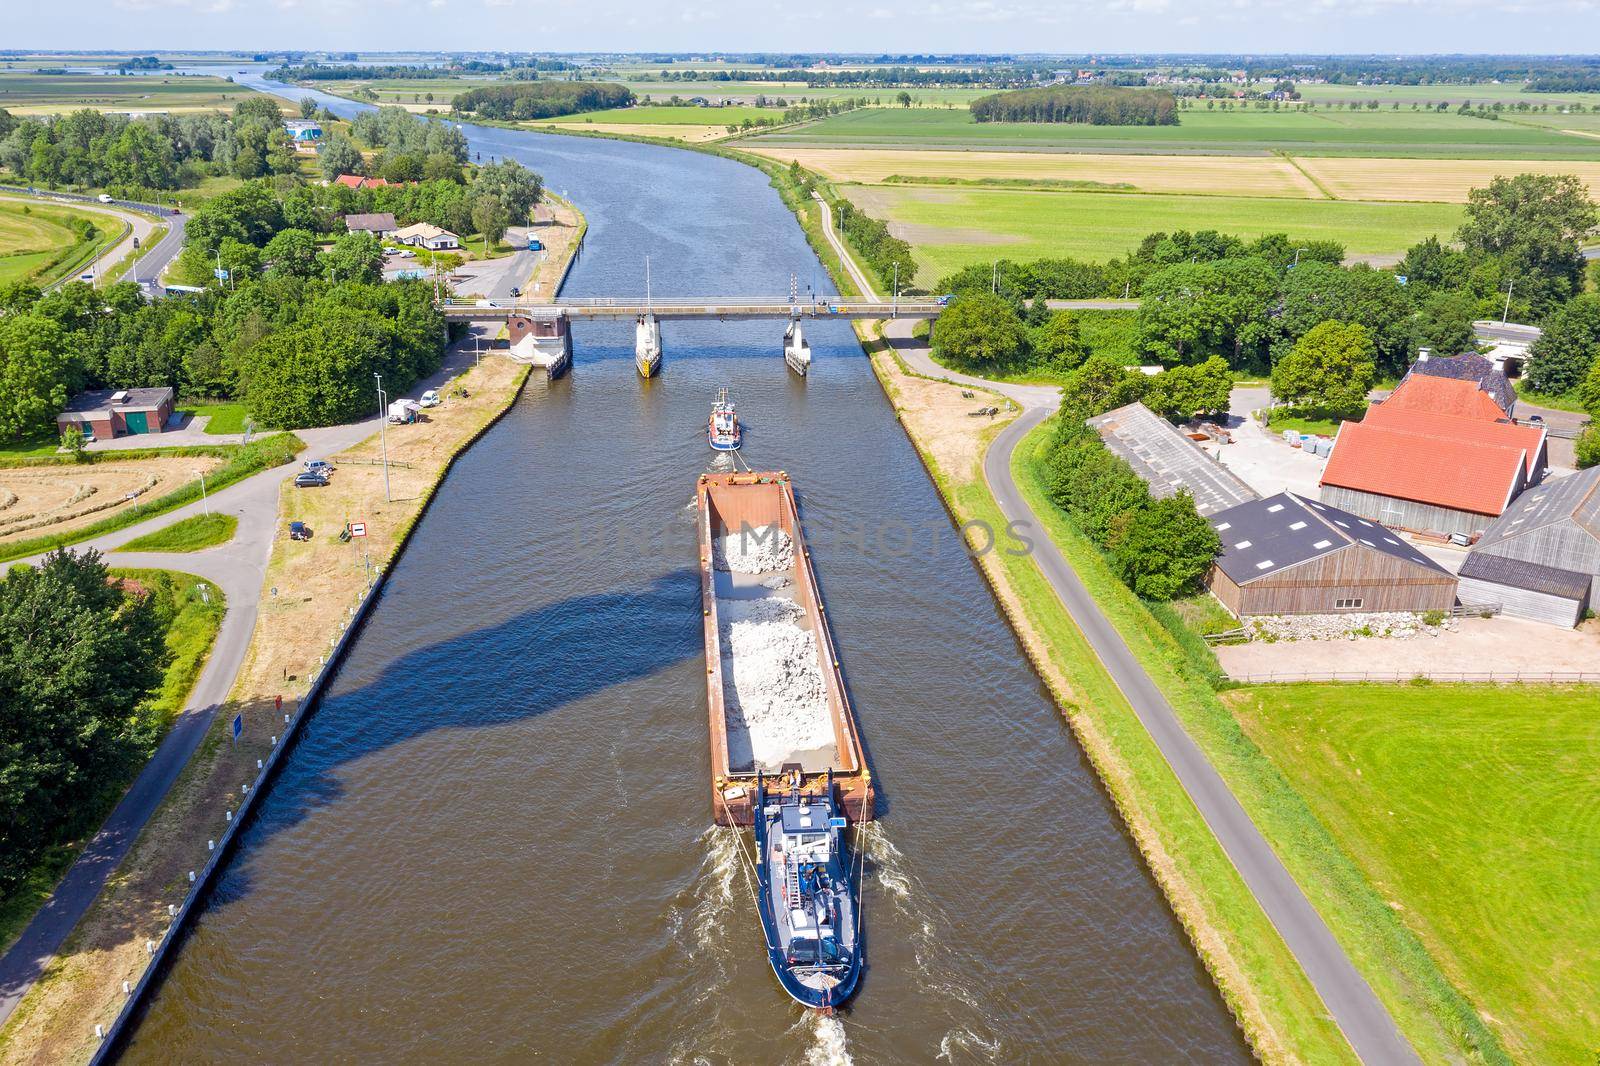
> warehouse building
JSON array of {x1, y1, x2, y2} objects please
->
[
  {"x1": 1319, "y1": 392, "x2": 1547, "y2": 537},
  {"x1": 1457, "y1": 466, "x2": 1600, "y2": 626},
  {"x1": 1087, "y1": 402, "x2": 1258, "y2": 517},
  {"x1": 1206, "y1": 492, "x2": 1458, "y2": 616},
  {"x1": 56, "y1": 387, "x2": 174, "y2": 441}
]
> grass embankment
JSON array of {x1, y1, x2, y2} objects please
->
[
  {"x1": 0, "y1": 355, "x2": 533, "y2": 1066},
  {"x1": 1008, "y1": 422, "x2": 1506, "y2": 1065},
  {"x1": 866, "y1": 337, "x2": 1352, "y2": 1063},
  {"x1": 0, "y1": 200, "x2": 105, "y2": 287},
  {"x1": 116, "y1": 513, "x2": 237, "y2": 553},
  {"x1": 179, "y1": 400, "x2": 257, "y2": 435},
  {"x1": 1228, "y1": 683, "x2": 1600, "y2": 1063},
  {"x1": 0, "y1": 569, "x2": 224, "y2": 957},
  {"x1": 0, "y1": 434, "x2": 303, "y2": 565}
]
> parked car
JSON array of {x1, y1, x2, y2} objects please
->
[
  {"x1": 294, "y1": 472, "x2": 329, "y2": 488},
  {"x1": 78, "y1": 272, "x2": 95, "y2": 282},
  {"x1": 1527, "y1": 414, "x2": 1544, "y2": 424},
  {"x1": 399, "y1": 250, "x2": 416, "y2": 259},
  {"x1": 419, "y1": 390, "x2": 441, "y2": 408},
  {"x1": 304, "y1": 459, "x2": 333, "y2": 475},
  {"x1": 289, "y1": 521, "x2": 311, "y2": 541},
  {"x1": 383, "y1": 246, "x2": 400, "y2": 255},
  {"x1": 509, "y1": 286, "x2": 521, "y2": 297}
]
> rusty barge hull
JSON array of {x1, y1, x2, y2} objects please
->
[{"x1": 697, "y1": 471, "x2": 874, "y2": 827}]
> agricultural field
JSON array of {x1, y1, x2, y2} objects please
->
[
  {"x1": 533, "y1": 103, "x2": 777, "y2": 142},
  {"x1": 1294, "y1": 80, "x2": 1600, "y2": 108},
  {"x1": 751, "y1": 105, "x2": 1600, "y2": 159},
  {"x1": 843, "y1": 184, "x2": 1464, "y2": 283},
  {"x1": 291, "y1": 76, "x2": 496, "y2": 112},
  {"x1": 0, "y1": 456, "x2": 226, "y2": 547},
  {"x1": 0, "y1": 71, "x2": 253, "y2": 115},
  {"x1": 0, "y1": 199, "x2": 102, "y2": 286},
  {"x1": 1226, "y1": 683, "x2": 1600, "y2": 1065}
]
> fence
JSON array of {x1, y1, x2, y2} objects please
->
[{"x1": 1231, "y1": 670, "x2": 1600, "y2": 684}]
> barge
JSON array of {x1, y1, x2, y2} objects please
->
[{"x1": 697, "y1": 471, "x2": 873, "y2": 826}]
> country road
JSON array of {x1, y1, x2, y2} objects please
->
[
  {"x1": 0, "y1": 186, "x2": 185, "y2": 293},
  {"x1": 815, "y1": 194, "x2": 1419, "y2": 1062}
]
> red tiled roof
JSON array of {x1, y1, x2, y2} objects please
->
[
  {"x1": 1360, "y1": 403, "x2": 1545, "y2": 476},
  {"x1": 333, "y1": 174, "x2": 366, "y2": 188},
  {"x1": 1322, "y1": 421, "x2": 1528, "y2": 516},
  {"x1": 1380, "y1": 375, "x2": 1510, "y2": 423}
]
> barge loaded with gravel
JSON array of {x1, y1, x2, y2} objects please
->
[{"x1": 697, "y1": 471, "x2": 873, "y2": 827}]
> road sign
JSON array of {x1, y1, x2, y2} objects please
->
[
  {"x1": 231, "y1": 713, "x2": 242, "y2": 744},
  {"x1": 214, "y1": 267, "x2": 230, "y2": 280},
  {"x1": 349, "y1": 521, "x2": 368, "y2": 538}
]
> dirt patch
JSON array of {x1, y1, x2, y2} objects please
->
[
  {"x1": 541, "y1": 122, "x2": 727, "y2": 143},
  {"x1": 844, "y1": 185, "x2": 961, "y2": 212},
  {"x1": 0, "y1": 356, "x2": 529, "y2": 1066},
  {"x1": 870, "y1": 344, "x2": 1012, "y2": 484},
  {"x1": 0, "y1": 457, "x2": 226, "y2": 545},
  {"x1": 890, "y1": 222, "x2": 1024, "y2": 247}
]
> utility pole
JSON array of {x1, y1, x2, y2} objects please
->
[
  {"x1": 375, "y1": 372, "x2": 391, "y2": 502},
  {"x1": 1502, "y1": 279, "x2": 1515, "y2": 324},
  {"x1": 196, "y1": 469, "x2": 209, "y2": 515},
  {"x1": 991, "y1": 260, "x2": 998, "y2": 295},
  {"x1": 892, "y1": 261, "x2": 898, "y2": 318}
]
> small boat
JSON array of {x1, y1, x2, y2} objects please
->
[
  {"x1": 784, "y1": 319, "x2": 811, "y2": 376},
  {"x1": 635, "y1": 313, "x2": 661, "y2": 378},
  {"x1": 708, "y1": 388, "x2": 741, "y2": 451},
  {"x1": 753, "y1": 770, "x2": 862, "y2": 1010}
]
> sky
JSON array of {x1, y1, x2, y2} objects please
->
[{"x1": 9, "y1": 0, "x2": 1600, "y2": 56}]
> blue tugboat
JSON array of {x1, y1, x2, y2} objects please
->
[
  {"x1": 708, "y1": 387, "x2": 741, "y2": 451},
  {"x1": 752, "y1": 770, "x2": 862, "y2": 1011}
]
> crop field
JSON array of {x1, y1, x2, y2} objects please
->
[
  {"x1": 624, "y1": 80, "x2": 994, "y2": 106},
  {"x1": 752, "y1": 105, "x2": 1600, "y2": 159},
  {"x1": 1294, "y1": 80, "x2": 1600, "y2": 108},
  {"x1": 0, "y1": 200, "x2": 102, "y2": 286},
  {"x1": 844, "y1": 184, "x2": 1463, "y2": 284},
  {"x1": 551, "y1": 104, "x2": 770, "y2": 126},
  {"x1": 1226, "y1": 683, "x2": 1600, "y2": 1064},
  {"x1": 0, "y1": 71, "x2": 249, "y2": 115}
]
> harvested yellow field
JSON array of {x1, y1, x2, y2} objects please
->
[
  {"x1": 540, "y1": 121, "x2": 728, "y2": 143},
  {"x1": 1293, "y1": 157, "x2": 1600, "y2": 203},
  {"x1": 0, "y1": 456, "x2": 225, "y2": 545},
  {"x1": 745, "y1": 146, "x2": 1327, "y2": 199}
]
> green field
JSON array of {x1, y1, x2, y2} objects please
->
[
  {"x1": 0, "y1": 71, "x2": 250, "y2": 115},
  {"x1": 0, "y1": 199, "x2": 102, "y2": 286},
  {"x1": 1228, "y1": 683, "x2": 1600, "y2": 1063},
  {"x1": 117, "y1": 512, "x2": 238, "y2": 553},
  {"x1": 1295, "y1": 81, "x2": 1600, "y2": 108},
  {"x1": 182, "y1": 400, "x2": 255, "y2": 434},
  {"x1": 754, "y1": 105, "x2": 1600, "y2": 159},
  {"x1": 847, "y1": 184, "x2": 1464, "y2": 283}
]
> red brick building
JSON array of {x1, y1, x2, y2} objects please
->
[{"x1": 56, "y1": 387, "x2": 175, "y2": 441}]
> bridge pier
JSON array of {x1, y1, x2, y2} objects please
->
[
  {"x1": 635, "y1": 312, "x2": 662, "y2": 378},
  {"x1": 507, "y1": 309, "x2": 571, "y2": 376}
]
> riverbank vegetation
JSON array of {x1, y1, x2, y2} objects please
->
[
  {"x1": 1227, "y1": 682, "x2": 1600, "y2": 1063},
  {"x1": 0, "y1": 557, "x2": 222, "y2": 953},
  {"x1": 971, "y1": 84, "x2": 1179, "y2": 125},
  {"x1": 451, "y1": 81, "x2": 634, "y2": 121}
]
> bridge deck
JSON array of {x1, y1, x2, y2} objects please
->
[{"x1": 439, "y1": 300, "x2": 945, "y2": 321}]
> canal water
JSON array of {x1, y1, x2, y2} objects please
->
[{"x1": 123, "y1": 75, "x2": 1250, "y2": 1064}]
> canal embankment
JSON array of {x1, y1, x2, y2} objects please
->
[{"x1": 0, "y1": 201, "x2": 586, "y2": 1064}]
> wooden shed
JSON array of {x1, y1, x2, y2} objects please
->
[{"x1": 1207, "y1": 493, "x2": 1458, "y2": 616}]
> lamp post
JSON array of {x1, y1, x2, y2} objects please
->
[
  {"x1": 375, "y1": 372, "x2": 391, "y2": 502},
  {"x1": 1502, "y1": 279, "x2": 1515, "y2": 325},
  {"x1": 196, "y1": 469, "x2": 209, "y2": 514}
]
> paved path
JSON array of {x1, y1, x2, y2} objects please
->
[
  {"x1": 823, "y1": 164, "x2": 1419, "y2": 1060},
  {"x1": 0, "y1": 336, "x2": 484, "y2": 1028}
]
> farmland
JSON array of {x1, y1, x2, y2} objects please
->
[
  {"x1": 1226, "y1": 683, "x2": 1600, "y2": 1065},
  {"x1": 842, "y1": 184, "x2": 1464, "y2": 283},
  {"x1": 751, "y1": 105, "x2": 1600, "y2": 159},
  {"x1": 0, "y1": 71, "x2": 256, "y2": 115}
]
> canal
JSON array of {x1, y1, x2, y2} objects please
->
[{"x1": 122, "y1": 75, "x2": 1251, "y2": 1064}]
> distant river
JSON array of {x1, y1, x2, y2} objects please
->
[{"x1": 121, "y1": 71, "x2": 1250, "y2": 1064}]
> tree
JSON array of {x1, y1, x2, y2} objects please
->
[
  {"x1": 1457, "y1": 173, "x2": 1598, "y2": 309},
  {"x1": 323, "y1": 232, "x2": 384, "y2": 285},
  {"x1": 1578, "y1": 357, "x2": 1600, "y2": 420},
  {"x1": 316, "y1": 133, "x2": 364, "y2": 181},
  {"x1": 1059, "y1": 354, "x2": 1147, "y2": 418},
  {"x1": 1135, "y1": 257, "x2": 1276, "y2": 367},
  {"x1": 1109, "y1": 492, "x2": 1221, "y2": 600},
  {"x1": 232, "y1": 95, "x2": 284, "y2": 126},
  {"x1": 0, "y1": 313, "x2": 73, "y2": 441},
  {"x1": 1270, "y1": 320, "x2": 1377, "y2": 419},
  {"x1": 299, "y1": 97, "x2": 317, "y2": 119},
  {"x1": 262, "y1": 228, "x2": 321, "y2": 280},
  {"x1": 930, "y1": 294, "x2": 1028, "y2": 370},
  {"x1": 240, "y1": 304, "x2": 396, "y2": 428},
  {"x1": 470, "y1": 159, "x2": 543, "y2": 224},
  {"x1": 1411, "y1": 290, "x2": 1478, "y2": 356},
  {"x1": 470, "y1": 193, "x2": 511, "y2": 252},
  {"x1": 1525, "y1": 293, "x2": 1600, "y2": 396},
  {"x1": 1574, "y1": 425, "x2": 1600, "y2": 469},
  {"x1": 1143, "y1": 355, "x2": 1233, "y2": 421},
  {"x1": 0, "y1": 550, "x2": 165, "y2": 893},
  {"x1": 1030, "y1": 310, "x2": 1085, "y2": 372},
  {"x1": 896, "y1": 91, "x2": 912, "y2": 108}
]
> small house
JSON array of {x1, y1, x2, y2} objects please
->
[
  {"x1": 1206, "y1": 492, "x2": 1457, "y2": 616},
  {"x1": 391, "y1": 222, "x2": 461, "y2": 251},
  {"x1": 343, "y1": 212, "x2": 398, "y2": 238},
  {"x1": 56, "y1": 387, "x2": 175, "y2": 441}
]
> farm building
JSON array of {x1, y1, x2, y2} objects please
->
[
  {"x1": 1319, "y1": 389, "x2": 1547, "y2": 537},
  {"x1": 392, "y1": 222, "x2": 461, "y2": 251},
  {"x1": 1087, "y1": 402, "x2": 1257, "y2": 517},
  {"x1": 331, "y1": 174, "x2": 399, "y2": 190},
  {"x1": 1456, "y1": 466, "x2": 1600, "y2": 626},
  {"x1": 342, "y1": 212, "x2": 398, "y2": 237},
  {"x1": 56, "y1": 387, "x2": 174, "y2": 441},
  {"x1": 1206, "y1": 492, "x2": 1458, "y2": 616},
  {"x1": 1401, "y1": 351, "x2": 1516, "y2": 416}
]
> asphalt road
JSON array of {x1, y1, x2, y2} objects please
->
[
  {"x1": 0, "y1": 186, "x2": 184, "y2": 294},
  {"x1": 0, "y1": 337, "x2": 484, "y2": 1028}
]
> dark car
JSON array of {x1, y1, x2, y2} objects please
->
[
  {"x1": 294, "y1": 472, "x2": 329, "y2": 488},
  {"x1": 509, "y1": 286, "x2": 522, "y2": 298}
]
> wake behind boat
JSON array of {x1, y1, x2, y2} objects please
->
[
  {"x1": 708, "y1": 388, "x2": 741, "y2": 451},
  {"x1": 754, "y1": 771, "x2": 862, "y2": 1011}
]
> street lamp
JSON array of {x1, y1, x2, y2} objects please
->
[
  {"x1": 196, "y1": 469, "x2": 209, "y2": 514},
  {"x1": 375, "y1": 372, "x2": 391, "y2": 503}
]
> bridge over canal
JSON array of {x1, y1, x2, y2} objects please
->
[{"x1": 438, "y1": 297, "x2": 948, "y2": 322}]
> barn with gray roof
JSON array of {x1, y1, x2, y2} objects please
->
[
  {"x1": 1087, "y1": 402, "x2": 1257, "y2": 517},
  {"x1": 1458, "y1": 466, "x2": 1600, "y2": 626},
  {"x1": 1206, "y1": 492, "x2": 1457, "y2": 616}
]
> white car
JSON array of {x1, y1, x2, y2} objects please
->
[
  {"x1": 97, "y1": 193, "x2": 113, "y2": 204},
  {"x1": 419, "y1": 390, "x2": 441, "y2": 408},
  {"x1": 399, "y1": 250, "x2": 416, "y2": 259}
]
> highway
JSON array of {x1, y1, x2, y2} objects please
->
[
  {"x1": 815, "y1": 195, "x2": 1418, "y2": 1063},
  {"x1": 0, "y1": 184, "x2": 186, "y2": 295}
]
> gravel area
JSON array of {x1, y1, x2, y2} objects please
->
[{"x1": 1246, "y1": 611, "x2": 1458, "y2": 642}]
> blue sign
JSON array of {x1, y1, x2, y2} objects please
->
[
  {"x1": 1396, "y1": 275, "x2": 1408, "y2": 285},
  {"x1": 231, "y1": 713, "x2": 243, "y2": 742},
  {"x1": 214, "y1": 267, "x2": 230, "y2": 280}
]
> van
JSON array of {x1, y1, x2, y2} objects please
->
[{"x1": 97, "y1": 193, "x2": 113, "y2": 204}]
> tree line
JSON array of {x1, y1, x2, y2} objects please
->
[
  {"x1": 832, "y1": 197, "x2": 916, "y2": 294},
  {"x1": 970, "y1": 85, "x2": 1179, "y2": 125},
  {"x1": 451, "y1": 82, "x2": 635, "y2": 121}
]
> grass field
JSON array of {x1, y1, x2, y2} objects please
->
[
  {"x1": 845, "y1": 184, "x2": 1465, "y2": 283},
  {"x1": 116, "y1": 512, "x2": 237, "y2": 553},
  {"x1": 1227, "y1": 683, "x2": 1600, "y2": 1063},
  {"x1": 181, "y1": 400, "x2": 255, "y2": 434},
  {"x1": 0, "y1": 71, "x2": 250, "y2": 115},
  {"x1": 753, "y1": 106, "x2": 1600, "y2": 159},
  {"x1": 0, "y1": 200, "x2": 102, "y2": 287},
  {"x1": 1295, "y1": 81, "x2": 1600, "y2": 108}
]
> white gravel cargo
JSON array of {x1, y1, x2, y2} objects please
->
[
  {"x1": 719, "y1": 597, "x2": 835, "y2": 771},
  {"x1": 714, "y1": 524, "x2": 794, "y2": 574}
]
